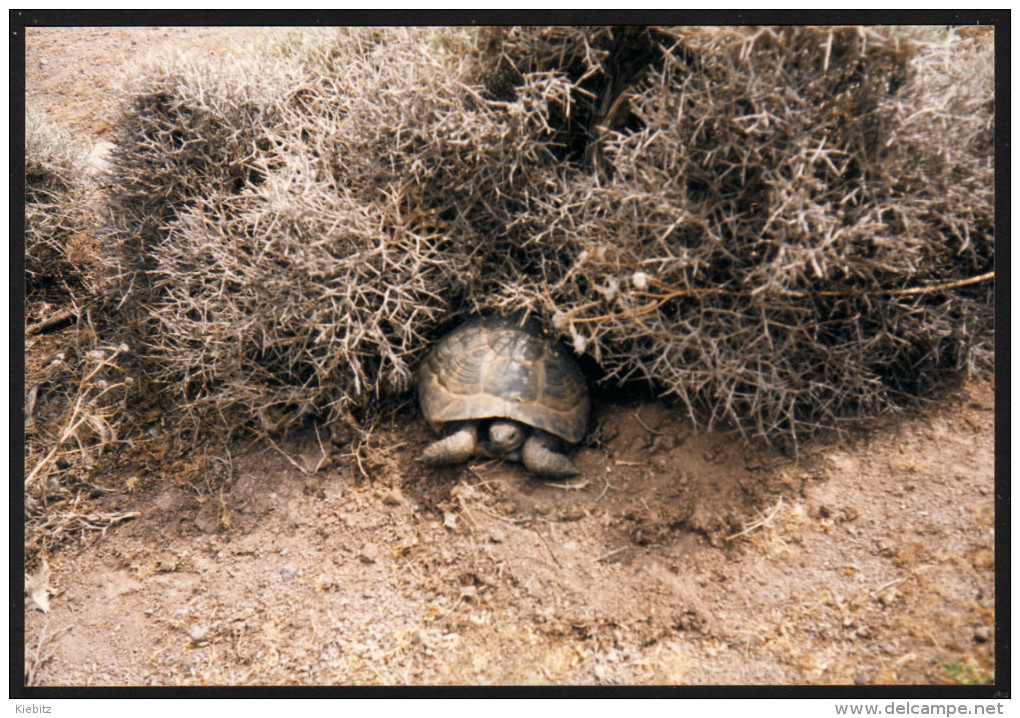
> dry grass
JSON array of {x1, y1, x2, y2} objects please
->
[
  {"x1": 23, "y1": 333, "x2": 138, "y2": 562},
  {"x1": 94, "y1": 25, "x2": 993, "y2": 448}
]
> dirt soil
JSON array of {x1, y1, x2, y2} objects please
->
[{"x1": 21, "y1": 26, "x2": 997, "y2": 687}]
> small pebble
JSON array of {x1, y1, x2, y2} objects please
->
[
  {"x1": 85, "y1": 141, "x2": 115, "y2": 176},
  {"x1": 807, "y1": 501, "x2": 831, "y2": 519},
  {"x1": 489, "y1": 528, "x2": 506, "y2": 544},
  {"x1": 359, "y1": 543, "x2": 380, "y2": 563},
  {"x1": 382, "y1": 487, "x2": 404, "y2": 506},
  {"x1": 973, "y1": 626, "x2": 991, "y2": 643},
  {"x1": 280, "y1": 565, "x2": 297, "y2": 582},
  {"x1": 877, "y1": 588, "x2": 898, "y2": 607},
  {"x1": 189, "y1": 625, "x2": 209, "y2": 644}
]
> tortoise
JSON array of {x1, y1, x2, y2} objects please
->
[{"x1": 418, "y1": 315, "x2": 590, "y2": 478}]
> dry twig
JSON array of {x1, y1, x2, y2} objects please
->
[{"x1": 725, "y1": 497, "x2": 785, "y2": 541}]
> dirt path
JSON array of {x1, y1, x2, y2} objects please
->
[{"x1": 22, "y1": 26, "x2": 997, "y2": 687}]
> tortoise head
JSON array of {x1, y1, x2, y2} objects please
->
[{"x1": 487, "y1": 419, "x2": 527, "y2": 455}]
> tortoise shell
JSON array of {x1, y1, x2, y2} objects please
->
[{"x1": 418, "y1": 315, "x2": 590, "y2": 444}]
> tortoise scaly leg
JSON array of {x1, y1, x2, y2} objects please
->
[
  {"x1": 422, "y1": 422, "x2": 479, "y2": 466},
  {"x1": 522, "y1": 432, "x2": 579, "y2": 479}
]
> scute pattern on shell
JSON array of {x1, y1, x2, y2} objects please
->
[{"x1": 418, "y1": 316, "x2": 590, "y2": 444}]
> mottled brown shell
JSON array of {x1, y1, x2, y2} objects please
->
[{"x1": 418, "y1": 316, "x2": 590, "y2": 444}]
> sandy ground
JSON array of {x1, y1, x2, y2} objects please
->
[{"x1": 21, "y1": 26, "x2": 997, "y2": 687}]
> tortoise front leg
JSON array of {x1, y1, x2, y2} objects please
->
[
  {"x1": 422, "y1": 422, "x2": 479, "y2": 466},
  {"x1": 522, "y1": 431, "x2": 580, "y2": 479}
]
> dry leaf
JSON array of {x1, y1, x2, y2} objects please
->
[{"x1": 25, "y1": 558, "x2": 53, "y2": 613}]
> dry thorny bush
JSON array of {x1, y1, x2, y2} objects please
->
[
  {"x1": 102, "y1": 27, "x2": 571, "y2": 436},
  {"x1": 25, "y1": 109, "x2": 101, "y2": 305},
  {"x1": 505, "y1": 26, "x2": 994, "y2": 443},
  {"x1": 98, "y1": 25, "x2": 992, "y2": 449},
  {"x1": 26, "y1": 27, "x2": 993, "y2": 561}
]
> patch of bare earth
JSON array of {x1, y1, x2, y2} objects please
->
[{"x1": 22, "y1": 27, "x2": 995, "y2": 687}]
